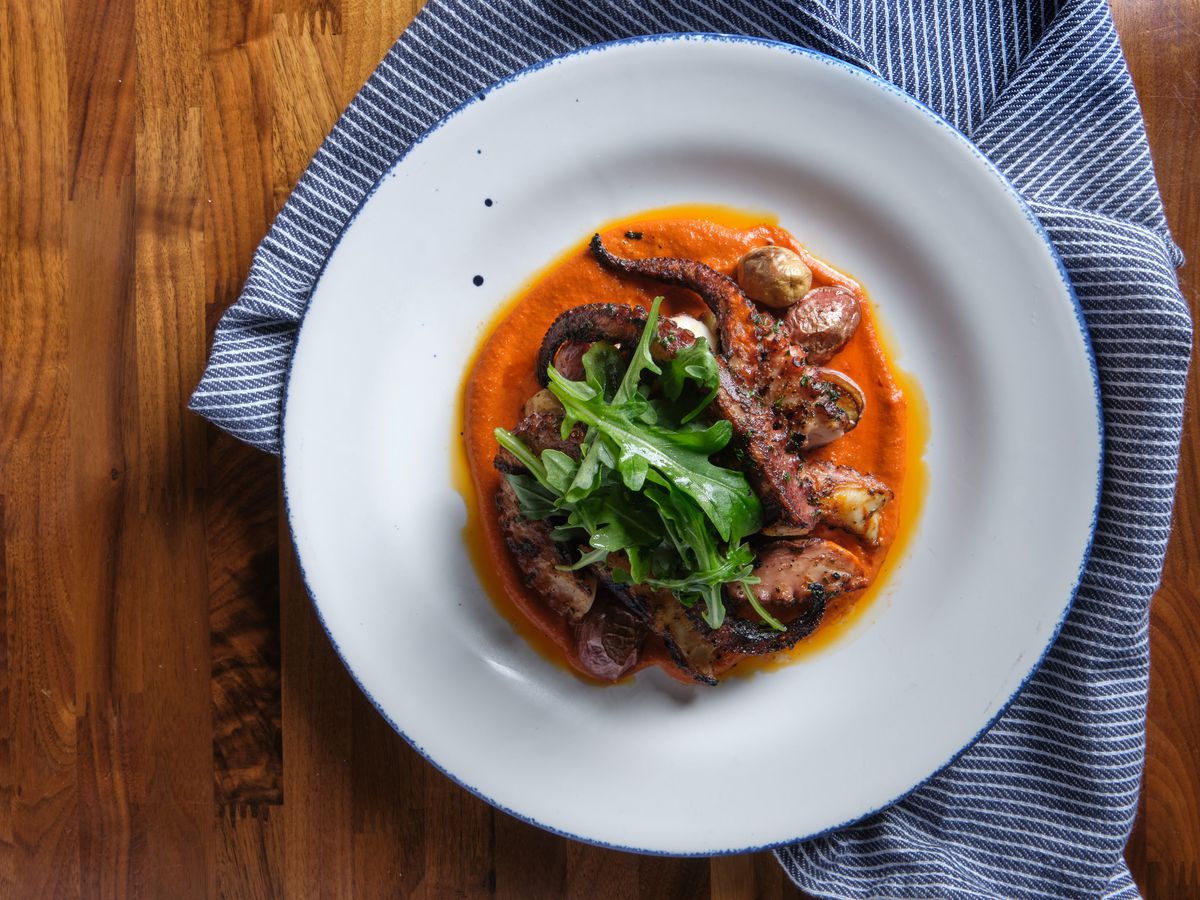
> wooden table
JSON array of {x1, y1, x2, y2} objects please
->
[{"x1": 1, "y1": 1, "x2": 1195, "y2": 896}]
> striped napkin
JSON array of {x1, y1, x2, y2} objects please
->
[{"x1": 191, "y1": 2, "x2": 1191, "y2": 896}]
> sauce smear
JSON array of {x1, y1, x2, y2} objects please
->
[{"x1": 455, "y1": 206, "x2": 926, "y2": 684}]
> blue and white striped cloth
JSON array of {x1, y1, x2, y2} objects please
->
[{"x1": 191, "y1": 1, "x2": 1191, "y2": 896}]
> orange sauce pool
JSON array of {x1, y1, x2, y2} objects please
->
[{"x1": 454, "y1": 205, "x2": 928, "y2": 684}]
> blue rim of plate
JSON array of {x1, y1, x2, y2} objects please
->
[{"x1": 280, "y1": 32, "x2": 1104, "y2": 857}]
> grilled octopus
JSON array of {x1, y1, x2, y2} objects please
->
[
  {"x1": 595, "y1": 538, "x2": 867, "y2": 684},
  {"x1": 493, "y1": 235, "x2": 894, "y2": 684},
  {"x1": 590, "y1": 235, "x2": 865, "y2": 452},
  {"x1": 535, "y1": 302, "x2": 891, "y2": 540}
]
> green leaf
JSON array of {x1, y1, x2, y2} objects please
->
[
  {"x1": 581, "y1": 341, "x2": 623, "y2": 401},
  {"x1": 662, "y1": 336, "x2": 717, "y2": 397},
  {"x1": 626, "y1": 546, "x2": 651, "y2": 583},
  {"x1": 504, "y1": 474, "x2": 557, "y2": 520},
  {"x1": 567, "y1": 493, "x2": 662, "y2": 551},
  {"x1": 495, "y1": 428, "x2": 548, "y2": 486},
  {"x1": 547, "y1": 367, "x2": 761, "y2": 543},
  {"x1": 541, "y1": 449, "x2": 578, "y2": 494},
  {"x1": 558, "y1": 545, "x2": 609, "y2": 571},
  {"x1": 700, "y1": 586, "x2": 726, "y2": 629},
  {"x1": 612, "y1": 296, "x2": 664, "y2": 404},
  {"x1": 549, "y1": 522, "x2": 586, "y2": 542},
  {"x1": 618, "y1": 454, "x2": 650, "y2": 491},
  {"x1": 741, "y1": 579, "x2": 786, "y2": 632},
  {"x1": 648, "y1": 419, "x2": 732, "y2": 454},
  {"x1": 627, "y1": 393, "x2": 656, "y2": 424},
  {"x1": 662, "y1": 337, "x2": 720, "y2": 422},
  {"x1": 563, "y1": 444, "x2": 602, "y2": 502}
]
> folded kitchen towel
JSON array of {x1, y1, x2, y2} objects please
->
[{"x1": 190, "y1": 1, "x2": 1191, "y2": 896}]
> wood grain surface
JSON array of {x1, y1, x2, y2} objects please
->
[{"x1": 0, "y1": 1, "x2": 1195, "y2": 897}]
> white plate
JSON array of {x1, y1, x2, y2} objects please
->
[{"x1": 282, "y1": 35, "x2": 1101, "y2": 854}]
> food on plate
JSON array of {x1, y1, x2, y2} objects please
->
[{"x1": 462, "y1": 213, "x2": 914, "y2": 685}]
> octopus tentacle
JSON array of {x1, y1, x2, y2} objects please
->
[
  {"x1": 535, "y1": 303, "x2": 819, "y2": 528},
  {"x1": 704, "y1": 595, "x2": 826, "y2": 655},
  {"x1": 693, "y1": 538, "x2": 866, "y2": 655},
  {"x1": 592, "y1": 566, "x2": 719, "y2": 685},
  {"x1": 532, "y1": 303, "x2": 886, "y2": 540},
  {"x1": 713, "y1": 364, "x2": 821, "y2": 531},
  {"x1": 589, "y1": 236, "x2": 867, "y2": 453},
  {"x1": 535, "y1": 302, "x2": 646, "y2": 387},
  {"x1": 495, "y1": 480, "x2": 597, "y2": 622},
  {"x1": 589, "y1": 234, "x2": 767, "y2": 386},
  {"x1": 761, "y1": 363, "x2": 867, "y2": 451},
  {"x1": 809, "y1": 461, "x2": 893, "y2": 544}
]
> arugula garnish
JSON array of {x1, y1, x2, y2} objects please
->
[{"x1": 494, "y1": 297, "x2": 775, "y2": 630}]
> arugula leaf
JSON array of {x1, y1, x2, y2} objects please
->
[
  {"x1": 503, "y1": 473, "x2": 557, "y2": 520},
  {"x1": 740, "y1": 580, "x2": 786, "y2": 632},
  {"x1": 612, "y1": 297, "x2": 663, "y2": 405},
  {"x1": 495, "y1": 428, "x2": 547, "y2": 484},
  {"x1": 547, "y1": 368, "x2": 761, "y2": 543},
  {"x1": 581, "y1": 341, "x2": 623, "y2": 401},
  {"x1": 662, "y1": 337, "x2": 720, "y2": 423},
  {"x1": 647, "y1": 418, "x2": 732, "y2": 454},
  {"x1": 559, "y1": 490, "x2": 661, "y2": 550},
  {"x1": 498, "y1": 296, "x2": 774, "y2": 630},
  {"x1": 640, "y1": 476, "x2": 759, "y2": 627},
  {"x1": 541, "y1": 449, "x2": 578, "y2": 494},
  {"x1": 558, "y1": 545, "x2": 609, "y2": 571}
]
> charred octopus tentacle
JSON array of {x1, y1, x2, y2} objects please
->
[
  {"x1": 760, "y1": 364, "x2": 867, "y2": 451},
  {"x1": 535, "y1": 302, "x2": 647, "y2": 387},
  {"x1": 591, "y1": 566, "x2": 720, "y2": 686},
  {"x1": 494, "y1": 479, "x2": 597, "y2": 622},
  {"x1": 590, "y1": 236, "x2": 866, "y2": 452},
  {"x1": 593, "y1": 537, "x2": 868, "y2": 683},
  {"x1": 590, "y1": 234, "x2": 766, "y2": 386},
  {"x1": 712, "y1": 364, "x2": 821, "y2": 531},
  {"x1": 531, "y1": 302, "x2": 888, "y2": 538},
  {"x1": 705, "y1": 538, "x2": 867, "y2": 655},
  {"x1": 493, "y1": 409, "x2": 651, "y2": 679},
  {"x1": 535, "y1": 303, "x2": 818, "y2": 529}
]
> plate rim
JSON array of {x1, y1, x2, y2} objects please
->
[{"x1": 279, "y1": 32, "x2": 1105, "y2": 856}]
